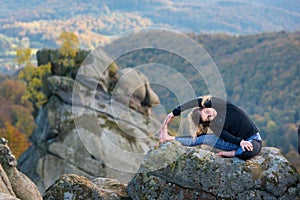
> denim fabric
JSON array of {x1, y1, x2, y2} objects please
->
[
  {"x1": 234, "y1": 132, "x2": 261, "y2": 156},
  {"x1": 175, "y1": 132, "x2": 262, "y2": 156}
]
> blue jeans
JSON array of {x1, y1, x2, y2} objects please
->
[{"x1": 175, "y1": 133, "x2": 262, "y2": 157}]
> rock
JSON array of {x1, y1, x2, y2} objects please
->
[
  {"x1": 43, "y1": 174, "x2": 131, "y2": 200},
  {"x1": 18, "y1": 90, "x2": 160, "y2": 192},
  {"x1": 18, "y1": 48, "x2": 161, "y2": 193},
  {"x1": 0, "y1": 142, "x2": 42, "y2": 200},
  {"x1": 113, "y1": 68, "x2": 160, "y2": 116},
  {"x1": 127, "y1": 141, "x2": 300, "y2": 200},
  {"x1": 47, "y1": 75, "x2": 75, "y2": 104},
  {"x1": 38, "y1": 48, "x2": 159, "y2": 116},
  {"x1": 37, "y1": 48, "x2": 111, "y2": 92},
  {"x1": 0, "y1": 164, "x2": 15, "y2": 197},
  {"x1": 0, "y1": 193, "x2": 20, "y2": 200},
  {"x1": 43, "y1": 174, "x2": 105, "y2": 200},
  {"x1": 36, "y1": 48, "x2": 89, "y2": 79},
  {"x1": 18, "y1": 55, "x2": 161, "y2": 193},
  {"x1": 92, "y1": 177, "x2": 131, "y2": 200}
]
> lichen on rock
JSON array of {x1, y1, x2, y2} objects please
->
[
  {"x1": 127, "y1": 141, "x2": 300, "y2": 200},
  {"x1": 0, "y1": 141, "x2": 42, "y2": 200},
  {"x1": 18, "y1": 49, "x2": 161, "y2": 193},
  {"x1": 43, "y1": 174, "x2": 131, "y2": 200}
]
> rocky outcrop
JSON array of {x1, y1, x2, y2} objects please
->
[
  {"x1": 17, "y1": 49, "x2": 161, "y2": 193},
  {"x1": 36, "y1": 48, "x2": 159, "y2": 116},
  {"x1": 127, "y1": 141, "x2": 300, "y2": 200},
  {"x1": 0, "y1": 140, "x2": 42, "y2": 200},
  {"x1": 113, "y1": 68, "x2": 160, "y2": 116},
  {"x1": 40, "y1": 141, "x2": 300, "y2": 200},
  {"x1": 36, "y1": 48, "x2": 89, "y2": 79},
  {"x1": 43, "y1": 174, "x2": 130, "y2": 200}
]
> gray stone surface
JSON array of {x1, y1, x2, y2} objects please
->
[
  {"x1": 18, "y1": 52, "x2": 161, "y2": 193},
  {"x1": 127, "y1": 141, "x2": 300, "y2": 200},
  {"x1": 113, "y1": 68, "x2": 160, "y2": 116},
  {"x1": 43, "y1": 174, "x2": 131, "y2": 200},
  {"x1": 43, "y1": 174, "x2": 106, "y2": 200},
  {"x1": 0, "y1": 144, "x2": 42, "y2": 200}
]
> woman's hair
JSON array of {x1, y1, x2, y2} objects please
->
[
  {"x1": 188, "y1": 107, "x2": 210, "y2": 138},
  {"x1": 200, "y1": 95, "x2": 212, "y2": 107}
]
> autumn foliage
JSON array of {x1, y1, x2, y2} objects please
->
[
  {"x1": 0, "y1": 32, "x2": 81, "y2": 159},
  {"x1": 0, "y1": 79, "x2": 33, "y2": 158},
  {"x1": 0, "y1": 122, "x2": 30, "y2": 159}
]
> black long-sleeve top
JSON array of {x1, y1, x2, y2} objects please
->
[{"x1": 172, "y1": 97, "x2": 259, "y2": 146}]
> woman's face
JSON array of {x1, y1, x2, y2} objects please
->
[{"x1": 200, "y1": 108, "x2": 217, "y2": 122}]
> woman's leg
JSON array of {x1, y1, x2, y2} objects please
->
[
  {"x1": 175, "y1": 134, "x2": 239, "y2": 151},
  {"x1": 235, "y1": 140, "x2": 262, "y2": 160},
  {"x1": 163, "y1": 128, "x2": 262, "y2": 160}
]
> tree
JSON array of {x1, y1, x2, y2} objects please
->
[
  {"x1": 0, "y1": 79, "x2": 35, "y2": 136},
  {"x1": 0, "y1": 79, "x2": 29, "y2": 105},
  {"x1": 57, "y1": 31, "x2": 79, "y2": 67},
  {"x1": 0, "y1": 121, "x2": 30, "y2": 159},
  {"x1": 16, "y1": 47, "x2": 51, "y2": 108},
  {"x1": 15, "y1": 48, "x2": 32, "y2": 67},
  {"x1": 11, "y1": 105, "x2": 35, "y2": 136}
]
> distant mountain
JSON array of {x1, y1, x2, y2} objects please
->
[
  {"x1": 106, "y1": 30, "x2": 300, "y2": 155},
  {"x1": 6, "y1": 30, "x2": 299, "y2": 174},
  {"x1": 1, "y1": 0, "x2": 299, "y2": 172},
  {"x1": 0, "y1": 0, "x2": 300, "y2": 50}
]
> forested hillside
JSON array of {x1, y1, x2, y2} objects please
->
[
  {"x1": 0, "y1": 31, "x2": 299, "y2": 171},
  {"x1": 198, "y1": 32, "x2": 300, "y2": 153},
  {"x1": 1, "y1": 0, "x2": 300, "y2": 73},
  {"x1": 108, "y1": 31, "x2": 300, "y2": 157}
]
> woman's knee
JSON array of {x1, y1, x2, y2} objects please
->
[{"x1": 236, "y1": 140, "x2": 262, "y2": 160}]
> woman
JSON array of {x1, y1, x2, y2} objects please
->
[{"x1": 159, "y1": 95, "x2": 262, "y2": 160}]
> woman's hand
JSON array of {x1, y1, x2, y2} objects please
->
[
  {"x1": 163, "y1": 112, "x2": 174, "y2": 126},
  {"x1": 240, "y1": 140, "x2": 253, "y2": 151}
]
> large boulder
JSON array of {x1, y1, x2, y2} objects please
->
[
  {"x1": 36, "y1": 48, "x2": 89, "y2": 79},
  {"x1": 127, "y1": 141, "x2": 300, "y2": 200},
  {"x1": 18, "y1": 72, "x2": 160, "y2": 193},
  {"x1": 0, "y1": 141, "x2": 42, "y2": 200},
  {"x1": 19, "y1": 48, "x2": 162, "y2": 193},
  {"x1": 43, "y1": 174, "x2": 130, "y2": 200},
  {"x1": 37, "y1": 48, "x2": 158, "y2": 116}
]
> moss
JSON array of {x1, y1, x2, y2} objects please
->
[
  {"x1": 288, "y1": 163, "x2": 299, "y2": 175},
  {"x1": 246, "y1": 162, "x2": 263, "y2": 180},
  {"x1": 167, "y1": 160, "x2": 178, "y2": 174},
  {"x1": 101, "y1": 115, "x2": 137, "y2": 144},
  {"x1": 75, "y1": 114, "x2": 102, "y2": 135}
]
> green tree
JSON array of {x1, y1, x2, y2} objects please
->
[
  {"x1": 16, "y1": 48, "x2": 51, "y2": 108},
  {"x1": 57, "y1": 31, "x2": 79, "y2": 67},
  {"x1": 15, "y1": 48, "x2": 32, "y2": 67}
]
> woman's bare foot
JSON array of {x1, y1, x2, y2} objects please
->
[
  {"x1": 217, "y1": 150, "x2": 236, "y2": 158},
  {"x1": 159, "y1": 126, "x2": 175, "y2": 143}
]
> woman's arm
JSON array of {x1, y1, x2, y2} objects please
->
[
  {"x1": 219, "y1": 129, "x2": 253, "y2": 151},
  {"x1": 163, "y1": 97, "x2": 206, "y2": 126},
  {"x1": 172, "y1": 96, "x2": 211, "y2": 116},
  {"x1": 218, "y1": 129, "x2": 243, "y2": 146}
]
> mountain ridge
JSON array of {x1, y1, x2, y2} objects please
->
[
  {"x1": 106, "y1": 30, "x2": 300, "y2": 157},
  {"x1": 1, "y1": 0, "x2": 300, "y2": 50}
]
